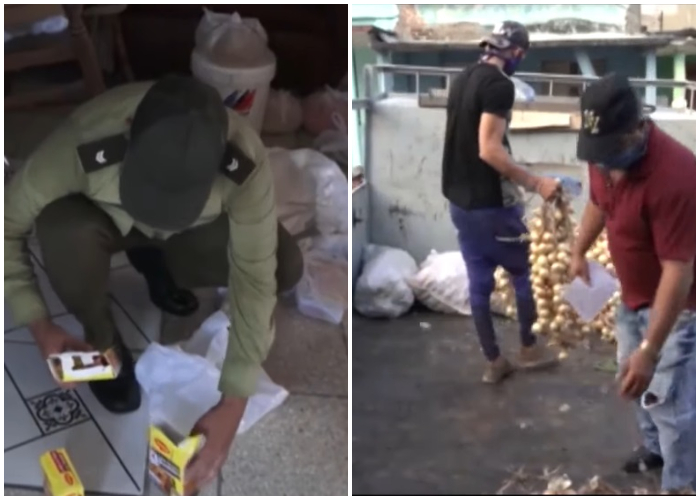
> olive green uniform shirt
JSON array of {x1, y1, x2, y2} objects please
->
[{"x1": 4, "y1": 82, "x2": 278, "y2": 398}]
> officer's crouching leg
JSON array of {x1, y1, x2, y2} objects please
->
[
  {"x1": 36, "y1": 195, "x2": 121, "y2": 351},
  {"x1": 36, "y1": 194, "x2": 142, "y2": 414},
  {"x1": 165, "y1": 217, "x2": 302, "y2": 294},
  {"x1": 276, "y1": 222, "x2": 303, "y2": 294}
]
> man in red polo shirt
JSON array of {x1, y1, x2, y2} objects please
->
[{"x1": 570, "y1": 73, "x2": 695, "y2": 492}]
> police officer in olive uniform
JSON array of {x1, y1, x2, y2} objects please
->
[{"x1": 5, "y1": 76, "x2": 302, "y2": 486}]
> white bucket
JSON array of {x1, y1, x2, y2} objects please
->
[{"x1": 191, "y1": 50, "x2": 276, "y2": 133}]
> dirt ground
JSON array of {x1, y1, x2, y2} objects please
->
[{"x1": 352, "y1": 310, "x2": 662, "y2": 495}]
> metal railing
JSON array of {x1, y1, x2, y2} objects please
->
[
  {"x1": 361, "y1": 63, "x2": 696, "y2": 106},
  {"x1": 352, "y1": 63, "x2": 697, "y2": 170}
]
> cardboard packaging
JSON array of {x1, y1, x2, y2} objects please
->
[
  {"x1": 47, "y1": 348, "x2": 121, "y2": 383},
  {"x1": 148, "y1": 425, "x2": 203, "y2": 496},
  {"x1": 40, "y1": 448, "x2": 84, "y2": 496}
]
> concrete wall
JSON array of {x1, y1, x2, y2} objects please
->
[
  {"x1": 352, "y1": 183, "x2": 370, "y2": 290},
  {"x1": 642, "y1": 4, "x2": 696, "y2": 30},
  {"x1": 366, "y1": 97, "x2": 697, "y2": 262}
]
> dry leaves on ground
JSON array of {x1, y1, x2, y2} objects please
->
[{"x1": 497, "y1": 467, "x2": 695, "y2": 496}]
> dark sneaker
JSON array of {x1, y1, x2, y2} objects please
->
[
  {"x1": 482, "y1": 357, "x2": 515, "y2": 384},
  {"x1": 148, "y1": 281, "x2": 199, "y2": 317},
  {"x1": 517, "y1": 342, "x2": 560, "y2": 370},
  {"x1": 622, "y1": 446, "x2": 664, "y2": 474},
  {"x1": 89, "y1": 347, "x2": 141, "y2": 414}
]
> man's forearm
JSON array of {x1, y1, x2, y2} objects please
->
[
  {"x1": 480, "y1": 145, "x2": 538, "y2": 191},
  {"x1": 572, "y1": 201, "x2": 606, "y2": 257},
  {"x1": 219, "y1": 395, "x2": 247, "y2": 418},
  {"x1": 29, "y1": 317, "x2": 53, "y2": 340},
  {"x1": 645, "y1": 261, "x2": 694, "y2": 353}
]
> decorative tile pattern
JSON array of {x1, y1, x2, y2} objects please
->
[
  {"x1": 5, "y1": 263, "x2": 149, "y2": 495},
  {"x1": 27, "y1": 390, "x2": 90, "y2": 434}
]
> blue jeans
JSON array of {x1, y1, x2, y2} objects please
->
[
  {"x1": 616, "y1": 305, "x2": 696, "y2": 491},
  {"x1": 449, "y1": 204, "x2": 536, "y2": 361}
]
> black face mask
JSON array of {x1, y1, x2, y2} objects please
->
[
  {"x1": 481, "y1": 48, "x2": 523, "y2": 76},
  {"x1": 594, "y1": 124, "x2": 650, "y2": 171}
]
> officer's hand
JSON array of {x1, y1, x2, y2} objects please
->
[
  {"x1": 569, "y1": 253, "x2": 591, "y2": 285},
  {"x1": 31, "y1": 319, "x2": 94, "y2": 390},
  {"x1": 186, "y1": 396, "x2": 246, "y2": 490},
  {"x1": 535, "y1": 176, "x2": 561, "y2": 202}
]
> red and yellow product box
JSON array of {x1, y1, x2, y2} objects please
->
[
  {"x1": 148, "y1": 425, "x2": 203, "y2": 496},
  {"x1": 40, "y1": 448, "x2": 84, "y2": 496}
]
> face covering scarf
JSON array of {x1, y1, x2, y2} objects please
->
[
  {"x1": 595, "y1": 125, "x2": 650, "y2": 171},
  {"x1": 480, "y1": 48, "x2": 523, "y2": 76}
]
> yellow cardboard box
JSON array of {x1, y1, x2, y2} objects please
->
[
  {"x1": 47, "y1": 348, "x2": 121, "y2": 383},
  {"x1": 40, "y1": 448, "x2": 84, "y2": 496},
  {"x1": 148, "y1": 425, "x2": 203, "y2": 495}
]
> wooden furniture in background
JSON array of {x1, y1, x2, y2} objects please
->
[
  {"x1": 4, "y1": 4, "x2": 106, "y2": 109},
  {"x1": 84, "y1": 4, "x2": 134, "y2": 82},
  {"x1": 119, "y1": 5, "x2": 347, "y2": 94}
]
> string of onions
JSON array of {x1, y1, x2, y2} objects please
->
[{"x1": 491, "y1": 196, "x2": 620, "y2": 347}]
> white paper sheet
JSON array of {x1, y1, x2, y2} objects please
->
[{"x1": 563, "y1": 261, "x2": 619, "y2": 322}]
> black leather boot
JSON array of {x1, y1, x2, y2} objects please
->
[
  {"x1": 88, "y1": 345, "x2": 141, "y2": 414},
  {"x1": 126, "y1": 247, "x2": 199, "y2": 316}
]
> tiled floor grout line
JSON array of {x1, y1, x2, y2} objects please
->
[
  {"x1": 4, "y1": 482, "x2": 141, "y2": 497},
  {"x1": 108, "y1": 290, "x2": 154, "y2": 347},
  {"x1": 4, "y1": 418, "x2": 92, "y2": 455},
  {"x1": 72, "y1": 391, "x2": 141, "y2": 493},
  {"x1": 28, "y1": 250, "x2": 44, "y2": 270},
  {"x1": 3, "y1": 366, "x2": 44, "y2": 440},
  {"x1": 4, "y1": 310, "x2": 73, "y2": 335}
]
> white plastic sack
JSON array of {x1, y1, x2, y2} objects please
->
[
  {"x1": 288, "y1": 149, "x2": 348, "y2": 235},
  {"x1": 194, "y1": 9, "x2": 274, "y2": 68},
  {"x1": 308, "y1": 234, "x2": 348, "y2": 263},
  {"x1": 314, "y1": 129, "x2": 347, "y2": 157},
  {"x1": 263, "y1": 90, "x2": 303, "y2": 134},
  {"x1": 136, "y1": 310, "x2": 289, "y2": 438},
  {"x1": 512, "y1": 76, "x2": 536, "y2": 103},
  {"x1": 313, "y1": 112, "x2": 348, "y2": 171},
  {"x1": 267, "y1": 148, "x2": 316, "y2": 236},
  {"x1": 354, "y1": 245, "x2": 418, "y2": 318},
  {"x1": 302, "y1": 87, "x2": 348, "y2": 136},
  {"x1": 295, "y1": 249, "x2": 348, "y2": 325},
  {"x1": 407, "y1": 250, "x2": 472, "y2": 316}
]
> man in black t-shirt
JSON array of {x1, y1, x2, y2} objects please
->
[{"x1": 441, "y1": 21, "x2": 561, "y2": 384}]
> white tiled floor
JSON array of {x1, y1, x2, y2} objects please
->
[
  {"x1": 4, "y1": 258, "x2": 153, "y2": 495},
  {"x1": 109, "y1": 266, "x2": 162, "y2": 343}
]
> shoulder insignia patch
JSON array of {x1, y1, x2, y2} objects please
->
[
  {"x1": 77, "y1": 134, "x2": 128, "y2": 173},
  {"x1": 221, "y1": 141, "x2": 256, "y2": 185}
]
